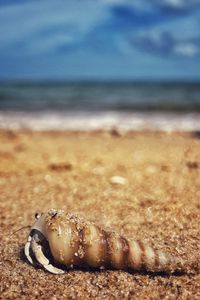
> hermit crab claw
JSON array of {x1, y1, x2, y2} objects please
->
[{"x1": 24, "y1": 211, "x2": 65, "y2": 274}]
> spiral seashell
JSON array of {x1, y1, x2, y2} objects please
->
[{"x1": 24, "y1": 209, "x2": 182, "y2": 274}]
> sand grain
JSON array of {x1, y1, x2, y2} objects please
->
[{"x1": 0, "y1": 130, "x2": 199, "y2": 299}]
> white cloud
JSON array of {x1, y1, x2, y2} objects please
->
[
  {"x1": 0, "y1": 0, "x2": 200, "y2": 59},
  {"x1": 158, "y1": 0, "x2": 200, "y2": 9},
  {"x1": 0, "y1": 0, "x2": 107, "y2": 51},
  {"x1": 25, "y1": 34, "x2": 77, "y2": 55},
  {"x1": 163, "y1": 0, "x2": 184, "y2": 7},
  {"x1": 174, "y1": 43, "x2": 199, "y2": 57},
  {"x1": 135, "y1": 28, "x2": 200, "y2": 58}
]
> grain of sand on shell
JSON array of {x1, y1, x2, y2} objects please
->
[{"x1": 0, "y1": 130, "x2": 200, "y2": 300}]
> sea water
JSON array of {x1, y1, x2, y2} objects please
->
[{"x1": 0, "y1": 81, "x2": 200, "y2": 131}]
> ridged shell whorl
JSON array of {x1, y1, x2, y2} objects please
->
[{"x1": 26, "y1": 209, "x2": 182, "y2": 274}]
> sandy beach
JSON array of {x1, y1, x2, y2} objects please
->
[{"x1": 0, "y1": 130, "x2": 200, "y2": 299}]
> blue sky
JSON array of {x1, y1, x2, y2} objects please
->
[{"x1": 0, "y1": 0, "x2": 200, "y2": 80}]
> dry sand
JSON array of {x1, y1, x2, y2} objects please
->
[{"x1": 0, "y1": 130, "x2": 199, "y2": 299}]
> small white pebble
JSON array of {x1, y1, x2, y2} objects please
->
[
  {"x1": 110, "y1": 175, "x2": 127, "y2": 185},
  {"x1": 92, "y1": 167, "x2": 105, "y2": 175},
  {"x1": 44, "y1": 174, "x2": 52, "y2": 182},
  {"x1": 33, "y1": 186, "x2": 43, "y2": 194},
  {"x1": 145, "y1": 165, "x2": 158, "y2": 174}
]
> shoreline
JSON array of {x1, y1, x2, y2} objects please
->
[{"x1": 0, "y1": 111, "x2": 200, "y2": 132}]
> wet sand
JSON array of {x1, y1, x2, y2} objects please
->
[{"x1": 0, "y1": 130, "x2": 199, "y2": 299}]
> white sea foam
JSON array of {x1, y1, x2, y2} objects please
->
[{"x1": 0, "y1": 111, "x2": 199, "y2": 132}]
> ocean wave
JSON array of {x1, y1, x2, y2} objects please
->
[{"x1": 0, "y1": 111, "x2": 200, "y2": 131}]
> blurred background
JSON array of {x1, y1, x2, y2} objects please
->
[{"x1": 0, "y1": 0, "x2": 200, "y2": 130}]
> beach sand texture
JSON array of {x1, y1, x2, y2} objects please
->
[{"x1": 0, "y1": 130, "x2": 199, "y2": 299}]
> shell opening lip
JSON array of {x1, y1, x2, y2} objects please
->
[
  {"x1": 26, "y1": 229, "x2": 47, "y2": 266},
  {"x1": 26, "y1": 229, "x2": 66, "y2": 272}
]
